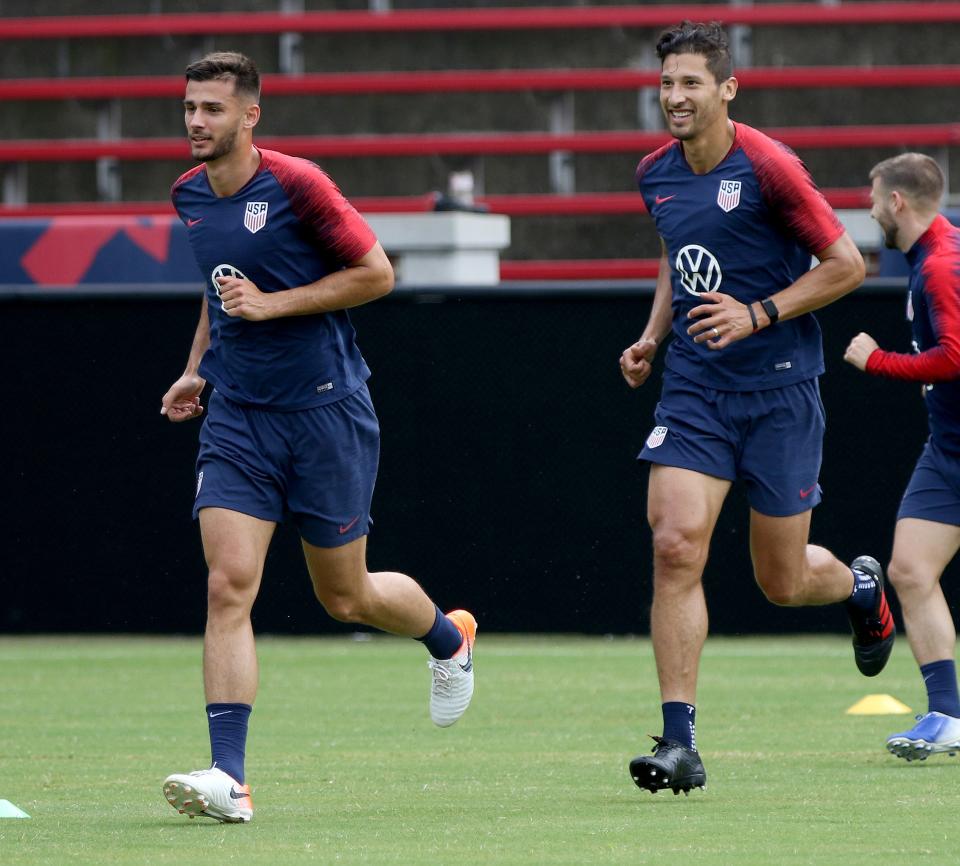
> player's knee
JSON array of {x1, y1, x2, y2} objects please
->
[
  {"x1": 316, "y1": 589, "x2": 368, "y2": 624},
  {"x1": 652, "y1": 525, "x2": 708, "y2": 575},
  {"x1": 887, "y1": 558, "x2": 925, "y2": 596},
  {"x1": 653, "y1": 527, "x2": 704, "y2": 568},
  {"x1": 754, "y1": 556, "x2": 806, "y2": 606},
  {"x1": 206, "y1": 567, "x2": 255, "y2": 614},
  {"x1": 757, "y1": 579, "x2": 804, "y2": 607}
]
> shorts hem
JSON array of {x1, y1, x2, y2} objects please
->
[
  {"x1": 298, "y1": 526, "x2": 370, "y2": 549},
  {"x1": 896, "y1": 508, "x2": 960, "y2": 527},
  {"x1": 748, "y1": 499, "x2": 819, "y2": 518},
  {"x1": 638, "y1": 452, "x2": 736, "y2": 483},
  {"x1": 193, "y1": 501, "x2": 283, "y2": 524}
]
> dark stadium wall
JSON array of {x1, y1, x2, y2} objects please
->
[{"x1": 3, "y1": 287, "x2": 954, "y2": 636}]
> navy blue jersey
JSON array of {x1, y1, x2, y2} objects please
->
[
  {"x1": 636, "y1": 122, "x2": 845, "y2": 391},
  {"x1": 867, "y1": 214, "x2": 960, "y2": 454},
  {"x1": 171, "y1": 148, "x2": 378, "y2": 410}
]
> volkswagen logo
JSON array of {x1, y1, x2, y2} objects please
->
[{"x1": 675, "y1": 244, "x2": 722, "y2": 296}]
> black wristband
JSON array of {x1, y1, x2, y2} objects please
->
[
  {"x1": 747, "y1": 302, "x2": 759, "y2": 332},
  {"x1": 760, "y1": 297, "x2": 780, "y2": 325}
]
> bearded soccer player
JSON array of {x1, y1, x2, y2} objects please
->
[
  {"x1": 159, "y1": 52, "x2": 476, "y2": 823},
  {"x1": 845, "y1": 153, "x2": 960, "y2": 762},
  {"x1": 618, "y1": 21, "x2": 893, "y2": 794}
]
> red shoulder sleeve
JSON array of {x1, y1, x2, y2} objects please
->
[
  {"x1": 738, "y1": 125, "x2": 844, "y2": 256},
  {"x1": 265, "y1": 151, "x2": 377, "y2": 267},
  {"x1": 170, "y1": 164, "x2": 205, "y2": 219},
  {"x1": 867, "y1": 252, "x2": 960, "y2": 382}
]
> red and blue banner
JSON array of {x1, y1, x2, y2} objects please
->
[{"x1": 0, "y1": 215, "x2": 202, "y2": 288}]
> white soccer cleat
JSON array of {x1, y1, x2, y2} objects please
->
[
  {"x1": 428, "y1": 609, "x2": 477, "y2": 728},
  {"x1": 162, "y1": 766, "x2": 253, "y2": 823}
]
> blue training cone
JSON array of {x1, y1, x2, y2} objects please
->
[{"x1": 0, "y1": 799, "x2": 30, "y2": 818}]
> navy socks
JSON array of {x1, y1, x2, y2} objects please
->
[
  {"x1": 662, "y1": 701, "x2": 697, "y2": 750},
  {"x1": 921, "y1": 659, "x2": 960, "y2": 717},
  {"x1": 416, "y1": 605, "x2": 464, "y2": 659},
  {"x1": 206, "y1": 702, "x2": 252, "y2": 784},
  {"x1": 846, "y1": 567, "x2": 879, "y2": 613}
]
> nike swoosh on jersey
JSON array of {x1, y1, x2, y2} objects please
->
[
  {"x1": 187, "y1": 218, "x2": 203, "y2": 227},
  {"x1": 655, "y1": 195, "x2": 676, "y2": 204},
  {"x1": 799, "y1": 485, "x2": 817, "y2": 498}
]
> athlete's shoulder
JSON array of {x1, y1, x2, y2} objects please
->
[
  {"x1": 258, "y1": 148, "x2": 375, "y2": 262},
  {"x1": 928, "y1": 215, "x2": 960, "y2": 255},
  {"x1": 636, "y1": 140, "x2": 681, "y2": 187},
  {"x1": 259, "y1": 148, "x2": 328, "y2": 186},
  {"x1": 170, "y1": 163, "x2": 207, "y2": 201},
  {"x1": 920, "y1": 216, "x2": 960, "y2": 283},
  {"x1": 734, "y1": 122, "x2": 842, "y2": 253},
  {"x1": 733, "y1": 122, "x2": 804, "y2": 175}
]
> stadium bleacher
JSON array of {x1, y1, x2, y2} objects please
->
[{"x1": 0, "y1": 1, "x2": 957, "y2": 279}]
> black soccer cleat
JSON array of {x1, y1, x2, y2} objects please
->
[
  {"x1": 629, "y1": 736, "x2": 706, "y2": 795},
  {"x1": 847, "y1": 555, "x2": 896, "y2": 677}
]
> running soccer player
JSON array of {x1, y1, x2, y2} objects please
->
[
  {"x1": 159, "y1": 52, "x2": 476, "y2": 823},
  {"x1": 618, "y1": 21, "x2": 893, "y2": 794},
  {"x1": 844, "y1": 153, "x2": 960, "y2": 761}
]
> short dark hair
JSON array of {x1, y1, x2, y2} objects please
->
[
  {"x1": 656, "y1": 21, "x2": 733, "y2": 83},
  {"x1": 185, "y1": 51, "x2": 260, "y2": 102},
  {"x1": 870, "y1": 153, "x2": 944, "y2": 210}
]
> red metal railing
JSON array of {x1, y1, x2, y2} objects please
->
[
  {"x1": 0, "y1": 125, "x2": 955, "y2": 162},
  {"x1": 1, "y1": 66, "x2": 958, "y2": 100},
  {"x1": 0, "y1": 4, "x2": 957, "y2": 39}
]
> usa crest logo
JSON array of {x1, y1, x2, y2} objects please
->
[
  {"x1": 645, "y1": 426, "x2": 668, "y2": 449},
  {"x1": 243, "y1": 201, "x2": 268, "y2": 233},
  {"x1": 716, "y1": 180, "x2": 741, "y2": 212}
]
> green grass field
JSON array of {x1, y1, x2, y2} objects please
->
[{"x1": 0, "y1": 634, "x2": 956, "y2": 865}]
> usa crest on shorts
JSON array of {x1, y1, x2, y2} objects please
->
[
  {"x1": 244, "y1": 201, "x2": 269, "y2": 233},
  {"x1": 646, "y1": 425, "x2": 668, "y2": 449},
  {"x1": 716, "y1": 180, "x2": 741, "y2": 212}
]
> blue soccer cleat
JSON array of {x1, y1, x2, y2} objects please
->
[{"x1": 887, "y1": 712, "x2": 960, "y2": 761}]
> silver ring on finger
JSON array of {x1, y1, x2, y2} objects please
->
[{"x1": 711, "y1": 327, "x2": 720, "y2": 338}]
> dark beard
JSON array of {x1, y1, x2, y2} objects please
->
[
  {"x1": 882, "y1": 222, "x2": 899, "y2": 250},
  {"x1": 198, "y1": 127, "x2": 239, "y2": 163}
]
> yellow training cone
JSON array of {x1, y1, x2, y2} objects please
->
[{"x1": 846, "y1": 694, "x2": 913, "y2": 715}]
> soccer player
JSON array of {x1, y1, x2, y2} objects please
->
[
  {"x1": 159, "y1": 52, "x2": 476, "y2": 823},
  {"x1": 844, "y1": 153, "x2": 960, "y2": 761},
  {"x1": 618, "y1": 21, "x2": 894, "y2": 794}
]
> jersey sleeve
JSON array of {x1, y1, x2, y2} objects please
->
[
  {"x1": 272, "y1": 157, "x2": 378, "y2": 267},
  {"x1": 741, "y1": 130, "x2": 844, "y2": 256},
  {"x1": 170, "y1": 165, "x2": 204, "y2": 223},
  {"x1": 866, "y1": 257, "x2": 960, "y2": 382}
]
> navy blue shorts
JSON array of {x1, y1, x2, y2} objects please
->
[
  {"x1": 193, "y1": 385, "x2": 380, "y2": 547},
  {"x1": 898, "y1": 438, "x2": 960, "y2": 526},
  {"x1": 639, "y1": 372, "x2": 825, "y2": 517}
]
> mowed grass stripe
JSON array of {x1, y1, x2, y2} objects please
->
[{"x1": 0, "y1": 635, "x2": 955, "y2": 866}]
